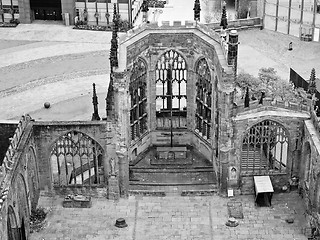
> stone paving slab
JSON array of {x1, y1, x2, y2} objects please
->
[
  {"x1": 0, "y1": 24, "x2": 113, "y2": 43},
  {"x1": 0, "y1": 74, "x2": 109, "y2": 120},
  {"x1": 0, "y1": 42, "x2": 108, "y2": 68},
  {"x1": 30, "y1": 191, "x2": 307, "y2": 240}
]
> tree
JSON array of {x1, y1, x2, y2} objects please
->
[
  {"x1": 308, "y1": 68, "x2": 317, "y2": 95},
  {"x1": 236, "y1": 68, "x2": 308, "y2": 104}
]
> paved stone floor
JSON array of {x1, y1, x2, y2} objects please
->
[{"x1": 30, "y1": 191, "x2": 307, "y2": 240}]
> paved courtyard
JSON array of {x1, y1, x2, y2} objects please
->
[{"x1": 30, "y1": 191, "x2": 307, "y2": 240}]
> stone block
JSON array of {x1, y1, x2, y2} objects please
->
[{"x1": 62, "y1": 195, "x2": 92, "y2": 208}]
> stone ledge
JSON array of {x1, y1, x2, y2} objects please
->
[
  {"x1": 128, "y1": 190, "x2": 166, "y2": 197},
  {"x1": 62, "y1": 195, "x2": 92, "y2": 208},
  {"x1": 181, "y1": 189, "x2": 216, "y2": 196}
]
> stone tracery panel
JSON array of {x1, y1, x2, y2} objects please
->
[
  {"x1": 50, "y1": 131, "x2": 104, "y2": 187},
  {"x1": 241, "y1": 120, "x2": 288, "y2": 175},
  {"x1": 195, "y1": 58, "x2": 212, "y2": 140},
  {"x1": 129, "y1": 58, "x2": 148, "y2": 141},
  {"x1": 155, "y1": 50, "x2": 187, "y2": 129}
]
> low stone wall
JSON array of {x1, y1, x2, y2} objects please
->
[
  {"x1": 235, "y1": 98, "x2": 310, "y2": 115},
  {"x1": 241, "y1": 173, "x2": 289, "y2": 195},
  {"x1": 52, "y1": 186, "x2": 108, "y2": 198},
  {"x1": 206, "y1": 17, "x2": 263, "y2": 31}
]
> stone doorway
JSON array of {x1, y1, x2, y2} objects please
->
[{"x1": 30, "y1": 0, "x2": 62, "y2": 21}]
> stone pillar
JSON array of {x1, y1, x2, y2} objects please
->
[
  {"x1": 110, "y1": 71, "x2": 130, "y2": 198},
  {"x1": 220, "y1": 147, "x2": 230, "y2": 193},
  {"x1": 18, "y1": 0, "x2": 32, "y2": 23},
  {"x1": 116, "y1": 147, "x2": 129, "y2": 198},
  {"x1": 227, "y1": 29, "x2": 239, "y2": 66},
  {"x1": 108, "y1": 176, "x2": 120, "y2": 200},
  {"x1": 61, "y1": 0, "x2": 76, "y2": 25}
]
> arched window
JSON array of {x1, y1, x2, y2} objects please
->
[
  {"x1": 50, "y1": 131, "x2": 104, "y2": 186},
  {"x1": 195, "y1": 58, "x2": 212, "y2": 140},
  {"x1": 7, "y1": 206, "x2": 19, "y2": 240},
  {"x1": 129, "y1": 58, "x2": 148, "y2": 141},
  {"x1": 155, "y1": 50, "x2": 187, "y2": 129},
  {"x1": 241, "y1": 120, "x2": 288, "y2": 175}
]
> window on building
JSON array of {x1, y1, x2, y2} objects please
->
[
  {"x1": 155, "y1": 50, "x2": 187, "y2": 129},
  {"x1": 130, "y1": 58, "x2": 147, "y2": 141},
  {"x1": 241, "y1": 120, "x2": 288, "y2": 175},
  {"x1": 195, "y1": 58, "x2": 212, "y2": 140},
  {"x1": 50, "y1": 131, "x2": 104, "y2": 186}
]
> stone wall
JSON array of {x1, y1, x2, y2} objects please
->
[
  {"x1": 61, "y1": 0, "x2": 76, "y2": 25},
  {"x1": 300, "y1": 111, "x2": 320, "y2": 231},
  {"x1": 0, "y1": 116, "x2": 39, "y2": 240},
  {"x1": 32, "y1": 121, "x2": 109, "y2": 193},
  {"x1": 18, "y1": 0, "x2": 32, "y2": 23},
  {"x1": 231, "y1": 109, "x2": 308, "y2": 194},
  {"x1": 118, "y1": 24, "x2": 235, "y2": 192}
]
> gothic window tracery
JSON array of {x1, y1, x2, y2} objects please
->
[
  {"x1": 50, "y1": 131, "x2": 104, "y2": 186},
  {"x1": 129, "y1": 58, "x2": 147, "y2": 141},
  {"x1": 195, "y1": 58, "x2": 212, "y2": 140},
  {"x1": 241, "y1": 120, "x2": 288, "y2": 175},
  {"x1": 155, "y1": 50, "x2": 187, "y2": 129}
]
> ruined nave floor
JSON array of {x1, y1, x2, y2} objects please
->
[{"x1": 31, "y1": 191, "x2": 307, "y2": 240}]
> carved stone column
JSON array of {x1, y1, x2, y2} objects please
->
[
  {"x1": 219, "y1": 147, "x2": 230, "y2": 193},
  {"x1": 111, "y1": 71, "x2": 130, "y2": 198},
  {"x1": 116, "y1": 146, "x2": 129, "y2": 198}
]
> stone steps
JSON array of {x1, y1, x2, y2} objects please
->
[
  {"x1": 130, "y1": 168, "x2": 215, "y2": 184},
  {"x1": 241, "y1": 147, "x2": 268, "y2": 170},
  {"x1": 129, "y1": 183, "x2": 217, "y2": 196}
]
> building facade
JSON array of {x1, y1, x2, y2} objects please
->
[
  {"x1": 1, "y1": 20, "x2": 320, "y2": 240},
  {"x1": 263, "y1": 0, "x2": 320, "y2": 41},
  {"x1": 0, "y1": 0, "x2": 143, "y2": 26}
]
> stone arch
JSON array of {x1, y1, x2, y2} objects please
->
[
  {"x1": 155, "y1": 49, "x2": 188, "y2": 129},
  {"x1": 8, "y1": 174, "x2": 29, "y2": 240},
  {"x1": 241, "y1": 119, "x2": 289, "y2": 175},
  {"x1": 50, "y1": 131, "x2": 105, "y2": 186},
  {"x1": 26, "y1": 146, "x2": 39, "y2": 211},
  {"x1": 16, "y1": 174, "x2": 29, "y2": 218},
  {"x1": 302, "y1": 141, "x2": 312, "y2": 183},
  {"x1": 155, "y1": 48, "x2": 189, "y2": 69},
  {"x1": 7, "y1": 205, "x2": 19, "y2": 240}
]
